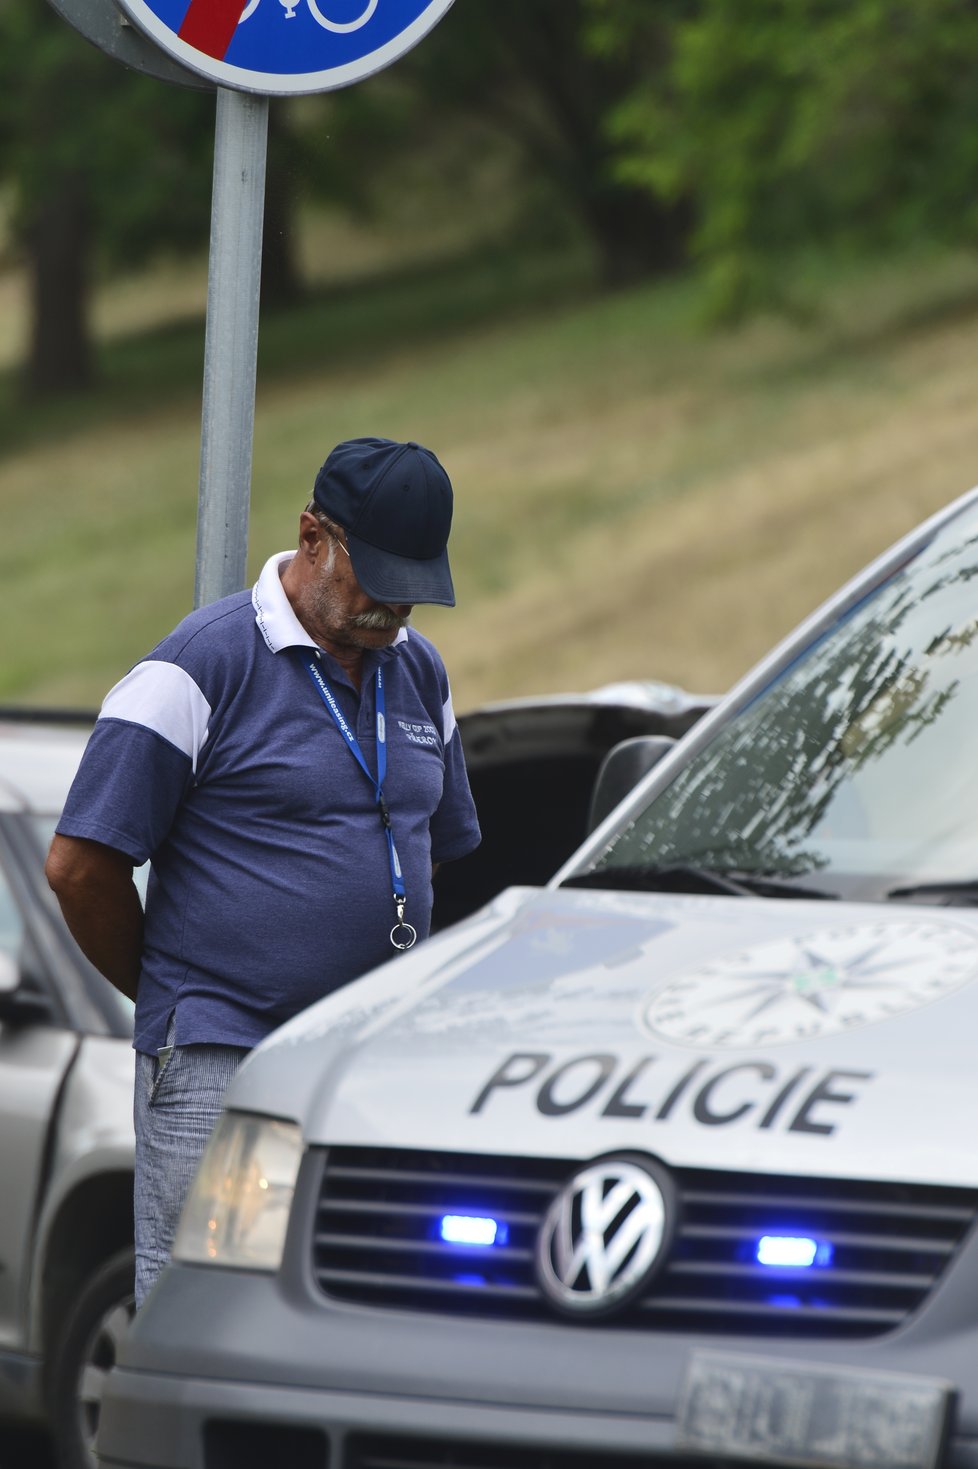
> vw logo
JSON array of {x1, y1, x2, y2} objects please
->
[{"x1": 536, "y1": 1155, "x2": 676, "y2": 1317}]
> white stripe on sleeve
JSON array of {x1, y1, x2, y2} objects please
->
[
  {"x1": 442, "y1": 690, "x2": 457, "y2": 745},
  {"x1": 98, "y1": 661, "x2": 212, "y2": 772}
]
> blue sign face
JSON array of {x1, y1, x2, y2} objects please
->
[{"x1": 114, "y1": 0, "x2": 455, "y2": 95}]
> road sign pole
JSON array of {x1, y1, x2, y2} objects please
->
[{"x1": 194, "y1": 86, "x2": 268, "y2": 609}]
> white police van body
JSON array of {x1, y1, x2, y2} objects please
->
[{"x1": 99, "y1": 489, "x2": 978, "y2": 1469}]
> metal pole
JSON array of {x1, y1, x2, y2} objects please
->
[{"x1": 194, "y1": 86, "x2": 269, "y2": 609}]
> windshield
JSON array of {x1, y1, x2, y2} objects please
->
[{"x1": 581, "y1": 502, "x2": 978, "y2": 904}]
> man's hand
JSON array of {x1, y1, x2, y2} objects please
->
[{"x1": 45, "y1": 835, "x2": 144, "y2": 1002}]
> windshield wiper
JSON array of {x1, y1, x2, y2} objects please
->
[
  {"x1": 565, "y1": 864, "x2": 761, "y2": 898},
  {"x1": 887, "y1": 879, "x2": 978, "y2": 906},
  {"x1": 564, "y1": 864, "x2": 752, "y2": 896},
  {"x1": 722, "y1": 871, "x2": 837, "y2": 901},
  {"x1": 563, "y1": 864, "x2": 836, "y2": 900}
]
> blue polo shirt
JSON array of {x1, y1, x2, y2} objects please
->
[{"x1": 57, "y1": 552, "x2": 481, "y2": 1055}]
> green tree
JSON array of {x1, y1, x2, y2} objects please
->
[
  {"x1": 607, "y1": 0, "x2": 978, "y2": 317},
  {"x1": 259, "y1": 83, "x2": 410, "y2": 308},
  {"x1": 395, "y1": 0, "x2": 695, "y2": 286},
  {"x1": 0, "y1": 0, "x2": 213, "y2": 396}
]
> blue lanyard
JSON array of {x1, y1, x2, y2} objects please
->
[{"x1": 302, "y1": 653, "x2": 417, "y2": 950}]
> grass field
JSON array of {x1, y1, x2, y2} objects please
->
[{"x1": 3, "y1": 230, "x2": 978, "y2": 712}]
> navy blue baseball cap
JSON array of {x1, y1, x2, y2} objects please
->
[{"x1": 313, "y1": 437, "x2": 456, "y2": 607}]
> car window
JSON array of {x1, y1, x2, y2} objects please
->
[
  {"x1": 30, "y1": 816, "x2": 150, "y2": 905},
  {"x1": 30, "y1": 816, "x2": 144, "y2": 1021},
  {"x1": 586, "y1": 502, "x2": 978, "y2": 904},
  {"x1": 0, "y1": 862, "x2": 25, "y2": 985}
]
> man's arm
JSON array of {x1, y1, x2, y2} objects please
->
[{"x1": 45, "y1": 834, "x2": 144, "y2": 1002}]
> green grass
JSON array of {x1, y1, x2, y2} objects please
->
[
  {"x1": 4, "y1": 237, "x2": 978, "y2": 711},
  {"x1": 0, "y1": 237, "x2": 594, "y2": 456}
]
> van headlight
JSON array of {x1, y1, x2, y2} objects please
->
[{"x1": 173, "y1": 1112, "x2": 303, "y2": 1272}]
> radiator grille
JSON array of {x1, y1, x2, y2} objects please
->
[{"x1": 311, "y1": 1146, "x2": 977, "y2": 1338}]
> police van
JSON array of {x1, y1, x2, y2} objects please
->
[{"x1": 98, "y1": 487, "x2": 978, "y2": 1469}]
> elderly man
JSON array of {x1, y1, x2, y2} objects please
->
[{"x1": 46, "y1": 436, "x2": 481, "y2": 1304}]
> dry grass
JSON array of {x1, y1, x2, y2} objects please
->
[
  {"x1": 4, "y1": 244, "x2": 978, "y2": 711},
  {"x1": 423, "y1": 258, "x2": 978, "y2": 701},
  {"x1": 0, "y1": 198, "x2": 509, "y2": 372}
]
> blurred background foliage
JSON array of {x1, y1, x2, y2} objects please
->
[
  {"x1": 2, "y1": 0, "x2": 978, "y2": 709},
  {"x1": 6, "y1": 0, "x2": 978, "y2": 394},
  {"x1": 606, "y1": 0, "x2": 978, "y2": 319}
]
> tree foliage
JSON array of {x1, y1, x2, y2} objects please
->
[
  {"x1": 0, "y1": 0, "x2": 213, "y2": 393},
  {"x1": 604, "y1": 0, "x2": 978, "y2": 317},
  {"x1": 14, "y1": 0, "x2": 976, "y2": 394},
  {"x1": 394, "y1": 0, "x2": 694, "y2": 286}
]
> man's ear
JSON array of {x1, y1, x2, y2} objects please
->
[{"x1": 297, "y1": 511, "x2": 324, "y2": 562}]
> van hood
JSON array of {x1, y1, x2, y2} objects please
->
[{"x1": 233, "y1": 885, "x2": 978, "y2": 1187}]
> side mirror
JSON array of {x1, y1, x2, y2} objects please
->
[
  {"x1": 587, "y1": 735, "x2": 676, "y2": 835},
  {"x1": 0, "y1": 951, "x2": 18, "y2": 994},
  {"x1": 0, "y1": 953, "x2": 55, "y2": 1025}
]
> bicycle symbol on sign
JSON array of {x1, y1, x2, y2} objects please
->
[{"x1": 238, "y1": 0, "x2": 378, "y2": 30}]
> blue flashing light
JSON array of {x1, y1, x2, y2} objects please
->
[
  {"x1": 757, "y1": 1235, "x2": 833, "y2": 1268},
  {"x1": 439, "y1": 1214, "x2": 507, "y2": 1247}
]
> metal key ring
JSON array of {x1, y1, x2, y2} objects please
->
[{"x1": 390, "y1": 922, "x2": 417, "y2": 951}]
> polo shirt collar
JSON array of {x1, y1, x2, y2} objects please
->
[{"x1": 252, "y1": 550, "x2": 409, "y2": 655}]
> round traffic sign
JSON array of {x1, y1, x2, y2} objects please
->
[
  {"x1": 46, "y1": 0, "x2": 213, "y2": 89},
  {"x1": 113, "y1": 0, "x2": 455, "y2": 96}
]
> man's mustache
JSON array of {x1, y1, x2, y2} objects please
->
[{"x1": 350, "y1": 607, "x2": 409, "y2": 631}]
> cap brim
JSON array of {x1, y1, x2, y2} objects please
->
[{"x1": 346, "y1": 532, "x2": 456, "y2": 608}]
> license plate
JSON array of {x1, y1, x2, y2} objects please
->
[{"x1": 677, "y1": 1351, "x2": 954, "y2": 1469}]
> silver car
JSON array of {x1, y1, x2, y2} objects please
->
[{"x1": 0, "y1": 716, "x2": 136, "y2": 1469}]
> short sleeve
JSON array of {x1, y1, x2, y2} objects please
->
[{"x1": 55, "y1": 659, "x2": 210, "y2": 864}]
